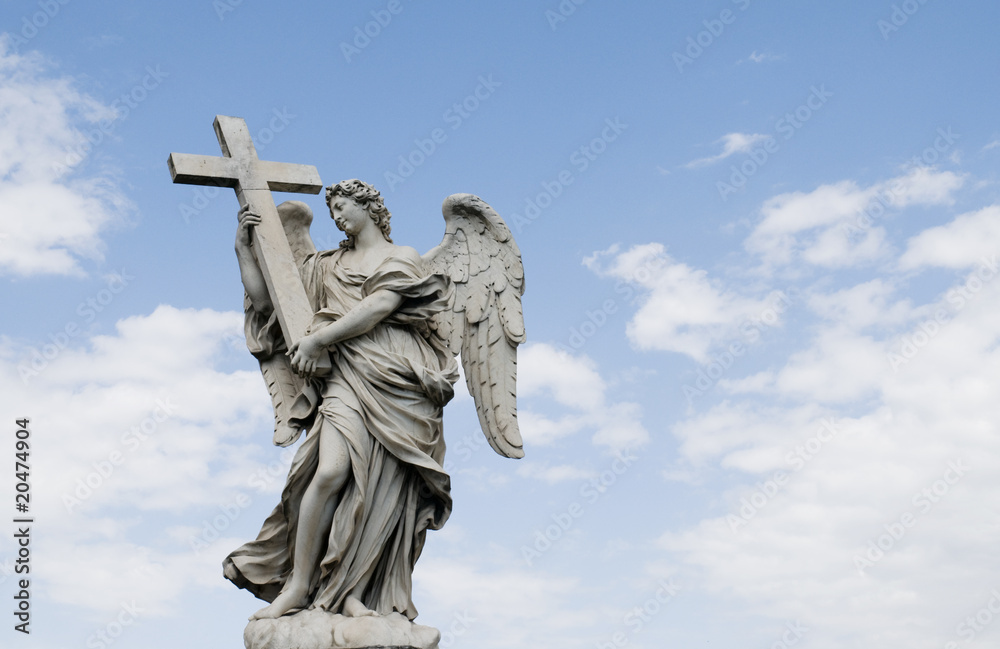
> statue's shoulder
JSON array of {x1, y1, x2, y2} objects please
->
[
  {"x1": 393, "y1": 246, "x2": 420, "y2": 261},
  {"x1": 311, "y1": 247, "x2": 344, "y2": 264},
  {"x1": 390, "y1": 245, "x2": 421, "y2": 264}
]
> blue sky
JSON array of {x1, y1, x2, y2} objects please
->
[{"x1": 2, "y1": 1, "x2": 1000, "y2": 647}]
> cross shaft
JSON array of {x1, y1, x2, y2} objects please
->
[{"x1": 168, "y1": 115, "x2": 324, "y2": 365}]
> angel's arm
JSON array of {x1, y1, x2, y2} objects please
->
[
  {"x1": 314, "y1": 290, "x2": 402, "y2": 346},
  {"x1": 307, "y1": 246, "x2": 423, "y2": 345},
  {"x1": 235, "y1": 207, "x2": 273, "y2": 315},
  {"x1": 288, "y1": 289, "x2": 401, "y2": 376},
  {"x1": 288, "y1": 247, "x2": 426, "y2": 375}
]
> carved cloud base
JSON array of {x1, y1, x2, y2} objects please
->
[{"x1": 244, "y1": 609, "x2": 440, "y2": 649}]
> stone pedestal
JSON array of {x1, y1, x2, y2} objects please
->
[{"x1": 244, "y1": 609, "x2": 440, "y2": 649}]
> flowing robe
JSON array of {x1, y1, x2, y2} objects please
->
[{"x1": 223, "y1": 248, "x2": 458, "y2": 619}]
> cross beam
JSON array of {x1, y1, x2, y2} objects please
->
[{"x1": 168, "y1": 115, "x2": 327, "y2": 371}]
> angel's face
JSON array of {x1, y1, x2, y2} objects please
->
[{"x1": 330, "y1": 196, "x2": 369, "y2": 235}]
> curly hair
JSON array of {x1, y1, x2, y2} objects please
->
[{"x1": 325, "y1": 179, "x2": 392, "y2": 249}]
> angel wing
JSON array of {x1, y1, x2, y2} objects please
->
[
  {"x1": 249, "y1": 200, "x2": 317, "y2": 447},
  {"x1": 423, "y1": 194, "x2": 526, "y2": 459}
]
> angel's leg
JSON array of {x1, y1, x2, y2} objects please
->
[
  {"x1": 251, "y1": 419, "x2": 351, "y2": 619},
  {"x1": 342, "y1": 465, "x2": 416, "y2": 618}
]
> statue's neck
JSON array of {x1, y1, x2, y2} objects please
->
[{"x1": 353, "y1": 225, "x2": 384, "y2": 251}]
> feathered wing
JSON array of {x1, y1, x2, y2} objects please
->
[
  {"x1": 423, "y1": 194, "x2": 526, "y2": 459},
  {"x1": 249, "y1": 200, "x2": 318, "y2": 447},
  {"x1": 258, "y1": 351, "x2": 306, "y2": 447}
]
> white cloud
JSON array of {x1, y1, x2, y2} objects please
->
[
  {"x1": 670, "y1": 401, "x2": 832, "y2": 469},
  {"x1": 514, "y1": 410, "x2": 587, "y2": 446},
  {"x1": 518, "y1": 343, "x2": 604, "y2": 411},
  {"x1": 413, "y1": 555, "x2": 593, "y2": 649},
  {"x1": 0, "y1": 40, "x2": 130, "y2": 277},
  {"x1": 0, "y1": 306, "x2": 278, "y2": 616},
  {"x1": 771, "y1": 327, "x2": 887, "y2": 402},
  {"x1": 516, "y1": 462, "x2": 596, "y2": 484},
  {"x1": 889, "y1": 166, "x2": 965, "y2": 207},
  {"x1": 744, "y1": 50, "x2": 783, "y2": 64},
  {"x1": 899, "y1": 204, "x2": 1000, "y2": 270},
  {"x1": 586, "y1": 243, "x2": 781, "y2": 362},
  {"x1": 746, "y1": 168, "x2": 964, "y2": 269},
  {"x1": 40, "y1": 539, "x2": 223, "y2": 617},
  {"x1": 0, "y1": 317, "x2": 647, "y2": 619},
  {"x1": 685, "y1": 132, "x2": 770, "y2": 168},
  {"x1": 807, "y1": 279, "x2": 913, "y2": 330},
  {"x1": 703, "y1": 288, "x2": 898, "y2": 405},
  {"x1": 800, "y1": 220, "x2": 888, "y2": 268},
  {"x1": 601, "y1": 153, "x2": 1000, "y2": 644},
  {"x1": 659, "y1": 234, "x2": 1000, "y2": 648},
  {"x1": 518, "y1": 343, "x2": 648, "y2": 452}
]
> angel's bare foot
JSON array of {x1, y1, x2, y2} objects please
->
[
  {"x1": 250, "y1": 584, "x2": 309, "y2": 620},
  {"x1": 342, "y1": 594, "x2": 376, "y2": 618}
]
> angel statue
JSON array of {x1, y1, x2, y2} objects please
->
[{"x1": 222, "y1": 179, "x2": 525, "y2": 643}]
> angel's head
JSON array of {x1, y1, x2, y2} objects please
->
[{"x1": 325, "y1": 179, "x2": 392, "y2": 249}]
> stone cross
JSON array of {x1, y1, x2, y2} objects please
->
[{"x1": 168, "y1": 115, "x2": 326, "y2": 368}]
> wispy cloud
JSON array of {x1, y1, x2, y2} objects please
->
[
  {"x1": 1, "y1": 306, "x2": 274, "y2": 616},
  {"x1": 745, "y1": 167, "x2": 965, "y2": 270},
  {"x1": 742, "y1": 50, "x2": 783, "y2": 64},
  {"x1": 661, "y1": 260, "x2": 1000, "y2": 648},
  {"x1": 899, "y1": 204, "x2": 1000, "y2": 270},
  {"x1": 685, "y1": 132, "x2": 770, "y2": 168},
  {"x1": 518, "y1": 343, "x2": 649, "y2": 452},
  {"x1": 585, "y1": 243, "x2": 781, "y2": 362},
  {"x1": 516, "y1": 462, "x2": 596, "y2": 484},
  {"x1": 634, "y1": 167, "x2": 1000, "y2": 648},
  {"x1": 0, "y1": 39, "x2": 131, "y2": 277}
]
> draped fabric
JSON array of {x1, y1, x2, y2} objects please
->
[{"x1": 223, "y1": 249, "x2": 458, "y2": 620}]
